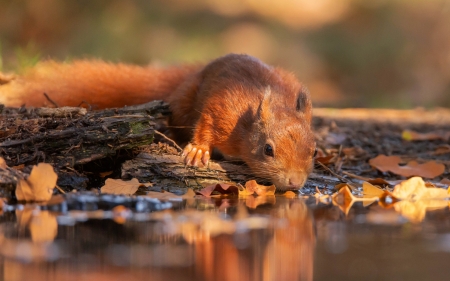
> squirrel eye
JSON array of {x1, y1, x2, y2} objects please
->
[
  {"x1": 264, "y1": 144, "x2": 274, "y2": 157},
  {"x1": 313, "y1": 148, "x2": 318, "y2": 157}
]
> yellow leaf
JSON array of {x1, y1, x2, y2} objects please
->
[
  {"x1": 362, "y1": 181, "x2": 384, "y2": 199},
  {"x1": 16, "y1": 163, "x2": 57, "y2": 201},
  {"x1": 392, "y1": 177, "x2": 449, "y2": 201},
  {"x1": 29, "y1": 211, "x2": 58, "y2": 243},
  {"x1": 332, "y1": 185, "x2": 355, "y2": 215}
]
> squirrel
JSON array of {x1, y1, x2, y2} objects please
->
[{"x1": 0, "y1": 54, "x2": 316, "y2": 190}]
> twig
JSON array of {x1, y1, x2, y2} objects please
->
[
  {"x1": 316, "y1": 161, "x2": 351, "y2": 183},
  {"x1": 55, "y1": 185, "x2": 66, "y2": 194},
  {"x1": 154, "y1": 130, "x2": 183, "y2": 152},
  {"x1": 43, "y1": 93, "x2": 59, "y2": 108},
  {"x1": 341, "y1": 171, "x2": 373, "y2": 182}
]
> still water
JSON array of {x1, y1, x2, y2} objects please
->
[{"x1": 0, "y1": 194, "x2": 449, "y2": 281}]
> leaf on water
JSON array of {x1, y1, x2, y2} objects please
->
[
  {"x1": 197, "y1": 183, "x2": 239, "y2": 197},
  {"x1": 402, "y1": 129, "x2": 449, "y2": 141},
  {"x1": 367, "y1": 178, "x2": 392, "y2": 186},
  {"x1": 283, "y1": 191, "x2": 297, "y2": 198},
  {"x1": 335, "y1": 182, "x2": 358, "y2": 192},
  {"x1": 362, "y1": 182, "x2": 384, "y2": 199},
  {"x1": 0, "y1": 158, "x2": 7, "y2": 169},
  {"x1": 112, "y1": 205, "x2": 131, "y2": 224},
  {"x1": 391, "y1": 177, "x2": 448, "y2": 201},
  {"x1": 16, "y1": 163, "x2": 58, "y2": 202},
  {"x1": 369, "y1": 155, "x2": 445, "y2": 178},
  {"x1": 332, "y1": 185, "x2": 355, "y2": 215},
  {"x1": 101, "y1": 178, "x2": 149, "y2": 195},
  {"x1": 244, "y1": 180, "x2": 276, "y2": 196}
]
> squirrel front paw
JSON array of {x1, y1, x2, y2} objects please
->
[{"x1": 182, "y1": 143, "x2": 210, "y2": 167}]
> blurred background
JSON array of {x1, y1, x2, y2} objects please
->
[{"x1": 1, "y1": 0, "x2": 449, "y2": 108}]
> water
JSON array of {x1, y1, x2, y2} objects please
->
[{"x1": 1, "y1": 195, "x2": 449, "y2": 281}]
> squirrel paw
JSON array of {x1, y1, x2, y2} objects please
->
[{"x1": 182, "y1": 143, "x2": 210, "y2": 167}]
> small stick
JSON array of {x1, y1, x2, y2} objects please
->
[
  {"x1": 341, "y1": 171, "x2": 373, "y2": 182},
  {"x1": 316, "y1": 161, "x2": 350, "y2": 183},
  {"x1": 154, "y1": 130, "x2": 183, "y2": 152},
  {"x1": 43, "y1": 93, "x2": 59, "y2": 108},
  {"x1": 55, "y1": 185, "x2": 66, "y2": 194}
]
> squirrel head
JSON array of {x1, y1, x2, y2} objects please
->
[{"x1": 243, "y1": 86, "x2": 315, "y2": 190}]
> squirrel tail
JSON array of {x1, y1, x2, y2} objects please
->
[{"x1": 0, "y1": 60, "x2": 201, "y2": 108}]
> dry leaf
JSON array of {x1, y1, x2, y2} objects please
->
[
  {"x1": 402, "y1": 129, "x2": 449, "y2": 141},
  {"x1": 315, "y1": 155, "x2": 335, "y2": 165},
  {"x1": 16, "y1": 163, "x2": 57, "y2": 201},
  {"x1": 433, "y1": 145, "x2": 450, "y2": 155},
  {"x1": 101, "y1": 178, "x2": 147, "y2": 195},
  {"x1": 197, "y1": 183, "x2": 239, "y2": 197},
  {"x1": 283, "y1": 191, "x2": 297, "y2": 198},
  {"x1": 99, "y1": 171, "x2": 113, "y2": 178},
  {"x1": 244, "y1": 180, "x2": 276, "y2": 196},
  {"x1": 0, "y1": 158, "x2": 7, "y2": 169},
  {"x1": 332, "y1": 185, "x2": 355, "y2": 215},
  {"x1": 369, "y1": 155, "x2": 445, "y2": 178},
  {"x1": 392, "y1": 177, "x2": 448, "y2": 201},
  {"x1": 440, "y1": 178, "x2": 450, "y2": 186},
  {"x1": 181, "y1": 188, "x2": 196, "y2": 199},
  {"x1": 362, "y1": 182, "x2": 384, "y2": 199}
]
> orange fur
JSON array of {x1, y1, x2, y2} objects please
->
[{"x1": 0, "y1": 54, "x2": 316, "y2": 190}]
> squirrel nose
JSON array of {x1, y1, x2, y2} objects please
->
[{"x1": 288, "y1": 173, "x2": 307, "y2": 188}]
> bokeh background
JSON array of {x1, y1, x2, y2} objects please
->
[{"x1": 1, "y1": 0, "x2": 449, "y2": 108}]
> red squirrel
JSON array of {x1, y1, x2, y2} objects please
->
[{"x1": 0, "y1": 54, "x2": 316, "y2": 190}]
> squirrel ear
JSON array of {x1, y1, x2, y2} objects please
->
[
  {"x1": 296, "y1": 86, "x2": 310, "y2": 112},
  {"x1": 257, "y1": 87, "x2": 272, "y2": 123}
]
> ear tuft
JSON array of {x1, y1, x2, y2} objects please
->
[
  {"x1": 257, "y1": 86, "x2": 272, "y2": 123},
  {"x1": 296, "y1": 86, "x2": 310, "y2": 112}
]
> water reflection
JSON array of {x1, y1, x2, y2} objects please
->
[
  {"x1": 0, "y1": 197, "x2": 314, "y2": 281},
  {"x1": 2, "y1": 196, "x2": 450, "y2": 281}
]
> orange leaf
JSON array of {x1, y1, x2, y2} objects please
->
[
  {"x1": 0, "y1": 158, "x2": 7, "y2": 169},
  {"x1": 16, "y1": 163, "x2": 57, "y2": 202},
  {"x1": 362, "y1": 182, "x2": 384, "y2": 199},
  {"x1": 244, "y1": 180, "x2": 275, "y2": 196},
  {"x1": 369, "y1": 155, "x2": 445, "y2": 178},
  {"x1": 331, "y1": 185, "x2": 355, "y2": 215},
  {"x1": 101, "y1": 178, "x2": 147, "y2": 195}
]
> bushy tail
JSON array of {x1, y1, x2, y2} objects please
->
[{"x1": 0, "y1": 60, "x2": 201, "y2": 108}]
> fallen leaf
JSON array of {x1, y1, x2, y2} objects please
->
[
  {"x1": 16, "y1": 163, "x2": 57, "y2": 201},
  {"x1": 342, "y1": 146, "x2": 366, "y2": 159},
  {"x1": 440, "y1": 178, "x2": 450, "y2": 186},
  {"x1": 332, "y1": 185, "x2": 355, "y2": 215},
  {"x1": 283, "y1": 191, "x2": 297, "y2": 198},
  {"x1": 432, "y1": 145, "x2": 450, "y2": 155},
  {"x1": 369, "y1": 155, "x2": 445, "y2": 178},
  {"x1": 402, "y1": 129, "x2": 449, "y2": 141},
  {"x1": 101, "y1": 178, "x2": 147, "y2": 195},
  {"x1": 0, "y1": 158, "x2": 7, "y2": 169},
  {"x1": 315, "y1": 155, "x2": 335, "y2": 165},
  {"x1": 362, "y1": 182, "x2": 384, "y2": 199},
  {"x1": 367, "y1": 178, "x2": 392, "y2": 186},
  {"x1": 392, "y1": 177, "x2": 448, "y2": 201},
  {"x1": 197, "y1": 183, "x2": 239, "y2": 197},
  {"x1": 244, "y1": 180, "x2": 275, "y2": 196},
  {"x1": 112, "y1": 205, "x2": 132, "y2": 224}
]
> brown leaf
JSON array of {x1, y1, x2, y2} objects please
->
[
  {"x1": 181, "y1": 188, "x2": 196, "y2": 199},
  {"x1": 16, "y1": 163, "x2": 57, "y2": 202},
  {"x1": 0, "y1": 158, "x2": 7, "y2": 169},
  {"x1": 402, "y1": 129, "x2": 450, "y2": 141},
  {"x1": 315, "y1": 155, "x2": 335, "y2": 165},
  {"x1": 101, "y1": 178, "x2": 147, "y2": 195},
  {"x1": 369, "y1": 155, "x2": 445, "y2": 178},
  {"x1": 432, "y1": 145, "x2": 450, "y2": 155},
  {"x1": 197, "y1": 183, "x2": 239, "y2": 197},
  {"x1": 99, "y1": 171, "x2": 113, "y2": 178}
]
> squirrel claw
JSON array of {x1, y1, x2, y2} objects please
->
[{"x1": 182, "y1": 144, "x2": 210, "y2": 167}]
